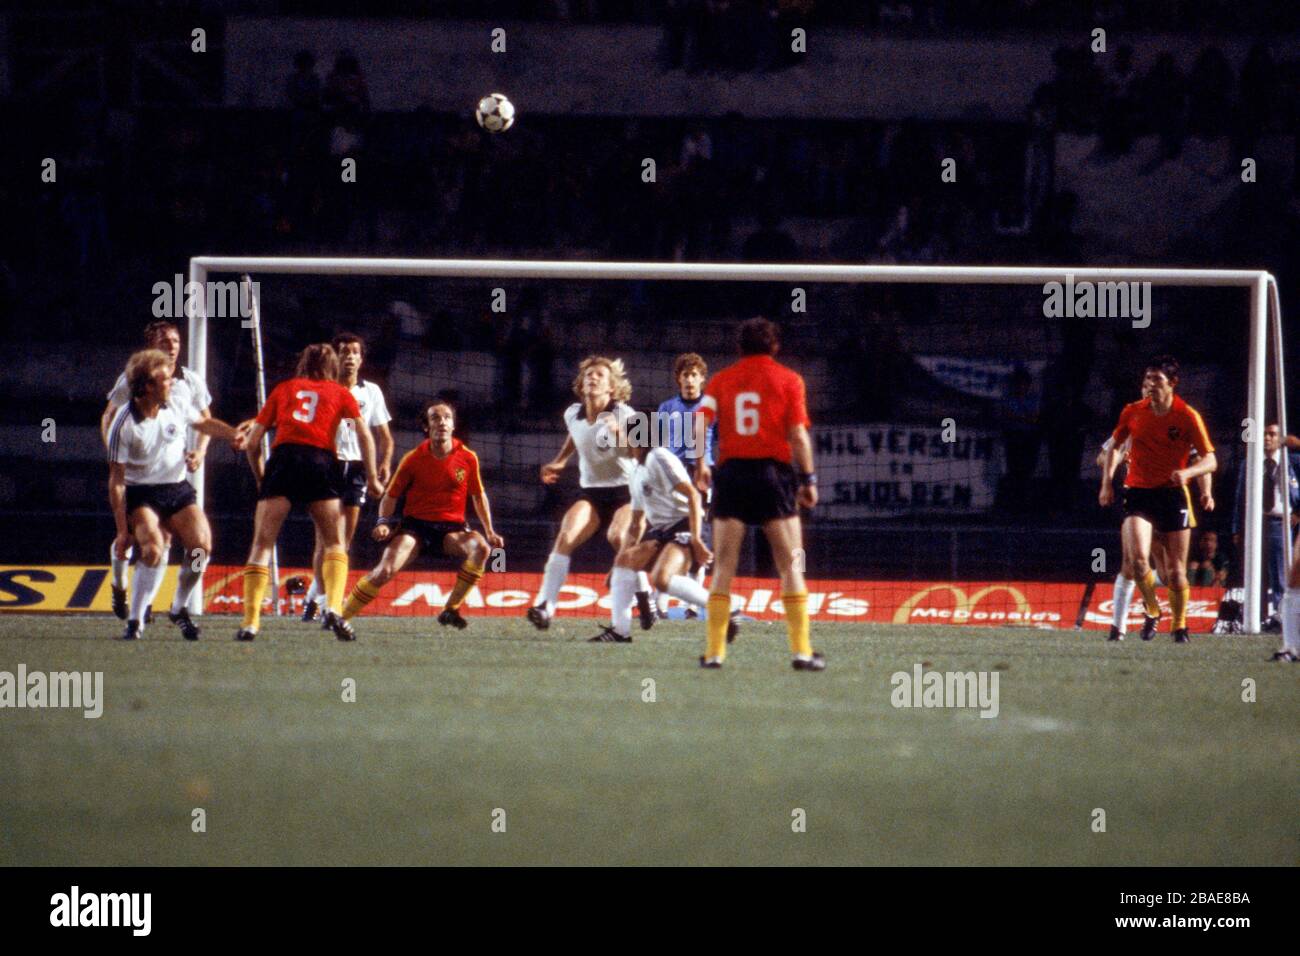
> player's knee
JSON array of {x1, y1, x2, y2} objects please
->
[
  {"x1": 652, "y1": 567, "x2": 674, "y2": 592},
  {"x1": 141, "y1": 543, "x2": 163, "y2": 567},
  {"x1": 370, "y1": 564, "x2": 393, "y2": 586},
  {"x1": 467, "y1": 534, "x2": 489, "y2": 564}
]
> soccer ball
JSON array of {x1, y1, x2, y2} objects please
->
[{"x1": 475, "y1": 93, "x2": 515, "y2": 133}]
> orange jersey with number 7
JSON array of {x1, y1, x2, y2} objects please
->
[
  {"x1": 256, "y1": 377, "x2": 361, "y2": 451},
  {"x1": 1110, "y1": 395, "x2": 1214, "y2": 489},
  {"x1": 699, "y1": 355, "x2": 811, "y2": 465}
]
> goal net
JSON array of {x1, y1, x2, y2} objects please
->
[{"x1": 187, "y1": 257, "x2": 1287, "y2": 634}]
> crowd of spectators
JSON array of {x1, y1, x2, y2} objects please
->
[
  {"x1": 1035, "y1": 42, "x2": 1286, "y2": 167},
  {"x1": 275, "y1": 1, "x2": 1300, "y2": 33}
]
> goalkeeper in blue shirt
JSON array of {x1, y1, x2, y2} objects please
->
[{"x1": 648, "y1": 353, "x2": 718, "y2": 621}]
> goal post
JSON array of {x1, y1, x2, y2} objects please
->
[{"x1": 187, "y1": 256, "x2": 1283, "y2": 633}]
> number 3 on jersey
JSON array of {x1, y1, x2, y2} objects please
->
[
  {"x1": 736, "y1": 392, "x2": 761, "y2": 435},
  {"x1": 293, "y1": 390, "x2": 319, "y2": 423}
]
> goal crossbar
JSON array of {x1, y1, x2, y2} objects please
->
[{"x1": 186, "y1": 256, "x2": 1283, "y2": 634}]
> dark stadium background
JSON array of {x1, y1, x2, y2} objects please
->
[{"x1": 2, "y1": 1, "x2": 1298, "y2": 585}]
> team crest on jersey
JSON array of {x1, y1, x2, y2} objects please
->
[
  {"x1": 455, "y1": 467, "x2": 467, "y2": 484},
  {"x1": 1167, "y1": 425, "x2": 1181, "y2": 441},
  {"x1": 163, "y1": 422, "x2": 180, "y2": 441}
]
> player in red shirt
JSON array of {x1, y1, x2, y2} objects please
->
[
  {"x1": 340, "y1": 400, "x2": 504, "y2": 629},
  {"x1": 694, "y1": 317, "x2": 824, "y2": 671},
  {"x1": 1099, "y1": 355, "x2": 1216, "y2": 643},
  {"x1": 235, "y1": 343, "x2": 382, "y2": 642}
]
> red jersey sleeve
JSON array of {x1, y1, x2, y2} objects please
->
[
  {"x1": 466, "y1": 450, "x2": 484, "y2": 496},
  {"x1": 1111, "y1": 404, "x2": 1133, "y2": 446},
  {"x1": 700, "y1": 379, "x2": 719, "y2": 423},
  {"x1": 339, "y1": 386, "x2": 361, "y2": 421},
  {"x1": 787, "y1": 373, "x2": 810, "y2": 429},
  {"x1": 387, "y1": 450, "x2": 417, "y2": 500},
  {"x1": 256, "y1": 382, "x2": 286, "y2": 428},
  {"x1": 1185, "y1": 406, "x2": 1214, "y2": 456}
]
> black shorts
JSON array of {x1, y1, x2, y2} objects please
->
[
  {"x1": 711, "y1": 458, "x2": 798, "y2": 526},
  {"x1": 260, "y1": 443, "x2": 342, "y2": 507},
  {"x1": 338, "y1": 460, "x2": 368, "y2": 508},
  {"x1": 398, "y1": 517, "x2": 471, "y2": 555},
  {"x1": 1123, "y1": 485, "x2": 1195, "y2": 534},
  {"x1": 645, "y1": 518, "x2": 703, "y2": 571},
  {"x1": 126, "y1": 480, "x2": 197, "y2": 522},
  {"x1": 577, "y1": 485, "x2": 631, "y2": 528}
]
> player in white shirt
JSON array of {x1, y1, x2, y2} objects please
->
[
  {"x1": 301, "y1": 333, "x2": 394, "y2": 622},
  {"x1": 100, "y1": 321, "x2": 214, "y2": 622},
  {"x1": 590, "y1": 437, "x2": 741, "y2": 643},
  {"x1": 107, "y1": 349, "x2": 244, "y2": 640},
  {"x1": 527, "y1": 356, "x2": 638, "y2": 629}
]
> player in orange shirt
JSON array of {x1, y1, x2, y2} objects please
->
[
  {"x1": 236, "y1": 343, "x2": 383, "y2": 642},
  {"x1": 694, "y1": 317, "x2": 823, "y2": 671},
  {"x1": 1100, "y1": 355, "x2": 1216, "y2": 643},
  {"x1": 341, "y1": 400, "x2": 504, "y2": 629}
]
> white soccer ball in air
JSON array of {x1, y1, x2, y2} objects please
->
[{"x1": 475, "y1": 93, "x2": 515, "y2": 133}]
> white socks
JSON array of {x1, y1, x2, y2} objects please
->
[
  {"x1": 636, "y1": 571, "x2": 652, "y2": 594},
  {"x1": 1282, "y1": 590, "x2": 1300, "y2": 653},
  {"x1": 110, "y1": 541, "x2": 132, "y2": 589},
  {"x1": 129, "y1": 561, "x2": 166, "y2": 626},
  {"x1": 1112, "y1": 574, "x2": 1135, "y2": 631},
  {"x1": 609, "y1": 566, "x2": 637, "y2": 637},
  {"x1": 171, "y1": 562, "x2": 203, "y2": 615},
  {"x1": 535, "y1": 551, "x2": 571, "y2": 614},
  {"x1": 666, "y1": 574, "x2": 710, "y2": 611},
  {"x1": 304, "y1": 575, "x2": 323, "y2": 605}
]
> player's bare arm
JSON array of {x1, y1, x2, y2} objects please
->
[
  {"x1": 541, "y1": 434, "x2": 576, "y2": 484},
  {"x1": 1171, "y1": 451, "x2": 1217, "y2": 487},
  {"x1": 185, "y1": 406, "x2": 214, "y2": 471},
  {"x1": 372, "y1": 492, "x2": 399, "y2": 542},
  {"x1": 100, "y1": 401, "x2": 121, "y2": 448},
  {"x1": 471, "y1": 492, "x2": 504, "y2": 551},
  {"x1": 677, "y1": 479, "x2": 713, "y2": 566},
  {"x1": 1099, "y1": 443, "x2": 1124, "y2": 506},
  {"x1": 354, "y1": 417, "x2": 384, "y2": 497},
  {"x1": 1196, "y1": 470, "x2": 1214, "y2": 511},
  {"x1": 108, "y1": 461, "x2": 130, "y2": 559},
  {"x1": 788, "y1": 422, "x2": 817, "y2": 509},
  {"x1": 191, "y1": 414, "x2": 247, "y2": 450},
  {"x1": 375, "y1": 422, "x2": 395, "y2": 486},
  {"x1": 693, "y1": 410, "x2": 712, "y2": 493},
  {"x1": 241, "y1": 420, "x2": 267, "y2": 484}
]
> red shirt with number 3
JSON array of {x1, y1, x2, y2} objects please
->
[
  {"x1": 699, "y1": 355, "x2": 811, "y2": 465},
  {"x1": 256, "y1": 377, "x2": 361, "y2": 451}
]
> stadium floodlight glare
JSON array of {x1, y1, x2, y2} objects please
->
[{"x1": 187, "y1": 256, "x2": 1286, "y2": 632}]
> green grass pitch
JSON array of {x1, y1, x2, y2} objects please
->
[{"x1": 1, "y1": 613, "x2": 1295, "y2": 866}]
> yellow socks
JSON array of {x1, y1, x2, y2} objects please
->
[
  {"x1": 342, "y1": 575, "x2": 380, "y2": 621},
  {"x1": 447, "y1": 559, "x2": 485, "y2": 610},
  {"x1": 783, "y1": 591, "x2": 813, "y2": 658},
  {"x1": 706, "y1": 594, "x2": 731, "y2": 662},
  {"x1": 1136, "y1": 570, "x2": 1161, "y2": 618},
  {"x1": 242, "y1": 564, "x2": 269, "y2": 630},
  {"x1": 1170, "y1": 586, "x2": 1188, "y2": 630},
  {"x1": 321, "y1": 548, "x2": 349, "y2": 612}
]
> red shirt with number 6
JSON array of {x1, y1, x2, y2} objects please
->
[
  {"x1": 699, "y1": 355, "x2": 811, "y2": 465},
  {"x1": 256, "y1": 377, "x2": 361, "y2": 451}
]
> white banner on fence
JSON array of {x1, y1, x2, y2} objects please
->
[
  {"x1": 914, "y1": 356, "x2": 1047, "y2": 401},
  {"x1": 814, "y1": 424, "x2": 1002, "y2": 515}
]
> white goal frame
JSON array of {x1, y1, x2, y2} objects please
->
[{"x1": 188, "y1": 257, "x2": 1287, "y2": 633}]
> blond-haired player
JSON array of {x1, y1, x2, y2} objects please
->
[{"x1": 527, "y1": 356, "x2": 637, "y2": 629}]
